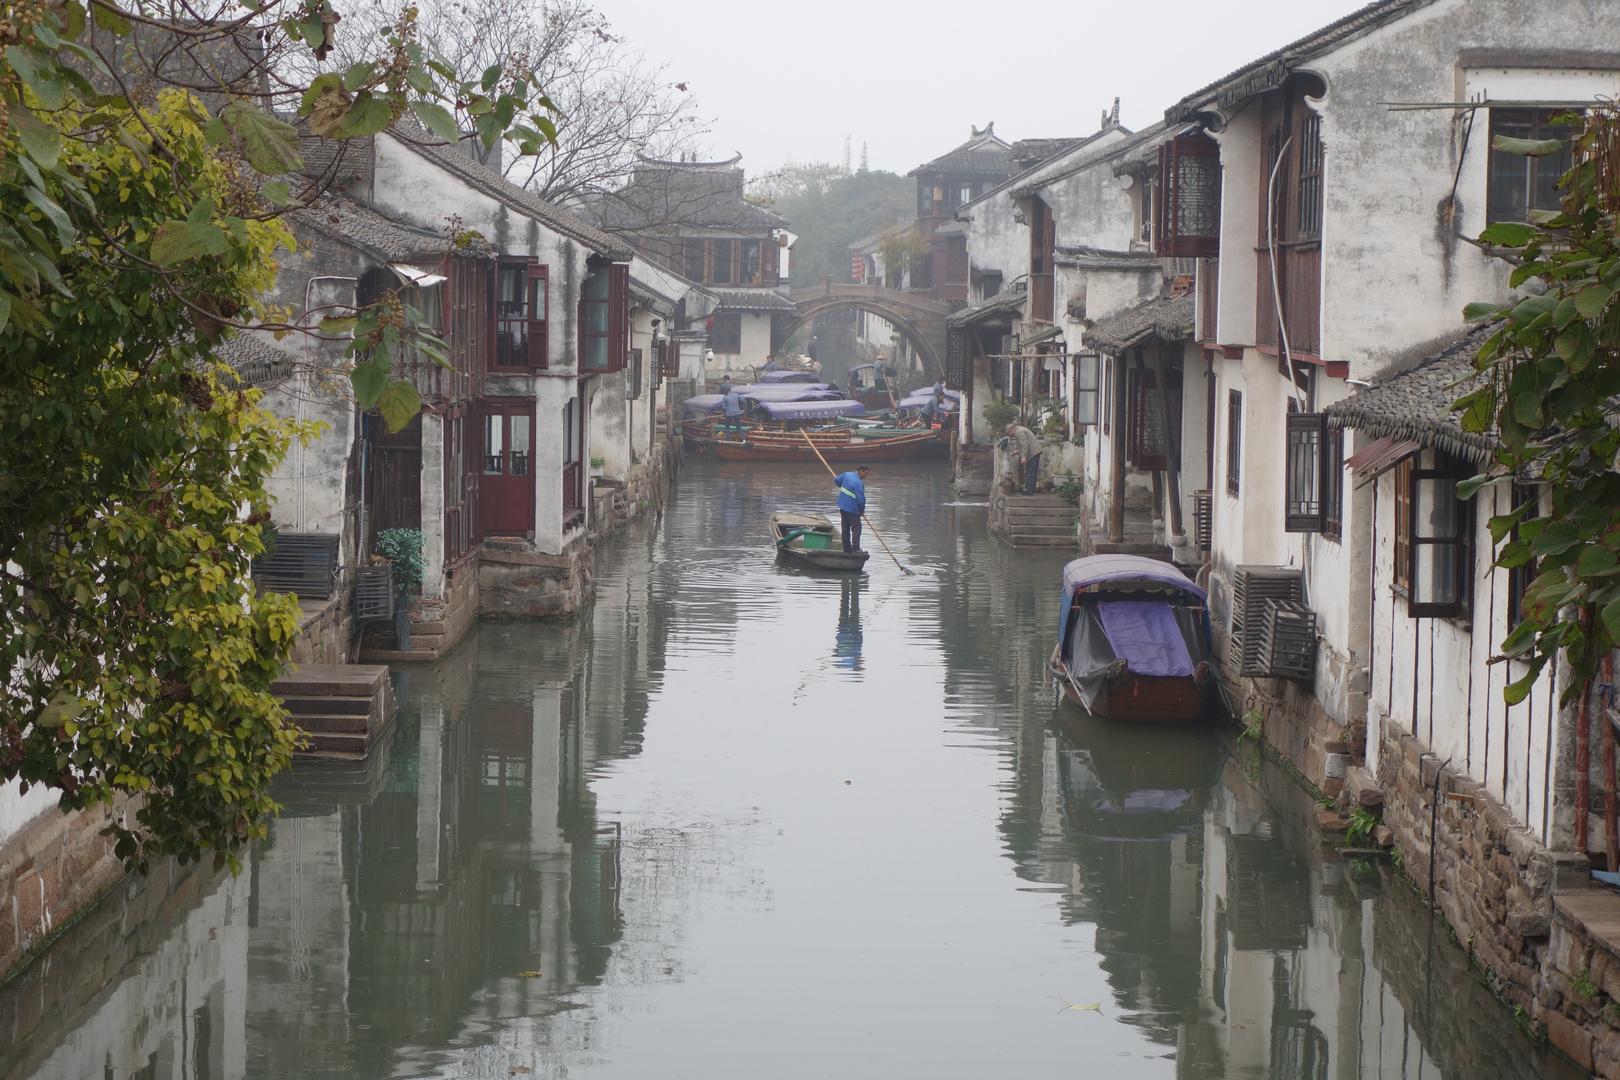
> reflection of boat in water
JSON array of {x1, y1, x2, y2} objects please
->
[
  {"x1": 1048, "y1": 555, "x2": 1217, "y2": 722},
  {"x1": 770, "y1": 510, "x2": 870, "y2": 572}
]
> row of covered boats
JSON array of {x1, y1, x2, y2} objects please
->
[{"x1": 682, "y1": 366, "x2": 958, "y2": 464}]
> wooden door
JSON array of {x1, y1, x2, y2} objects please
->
[{"x1": 479, "y1": 400, "x2": 536, "y2": 537}]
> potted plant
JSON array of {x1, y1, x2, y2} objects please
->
[
  {"x1": 982, "y1": 399, "x2": 1019, "y2": 433},
  {"x1": 589, "y1": 455, "x2": 606, "y2": 478},
  {"x1": 374, "y1": 527, "x2": 423, "y2": 650}
]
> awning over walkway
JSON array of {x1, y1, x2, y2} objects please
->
[{"x1": 1081, "y1": 294, "x2": 1195, "y2": 355}]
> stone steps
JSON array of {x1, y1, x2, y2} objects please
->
[
  {"x1": 1008, "y1": 523, "x2": 1075, "y2": 537},
  {"x1": 271, "y1": 663, "x2": 396, "y2": 761},
  {"x1": 1004, "y1": 534, "x2": 1078, "y2": 547}
]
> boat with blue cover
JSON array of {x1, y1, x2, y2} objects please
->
[{"x1": 1048, "y1": 555, "x2": 1217, "y2": 722}]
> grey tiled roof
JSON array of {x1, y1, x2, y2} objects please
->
[
  {"x1": 1009, "y1": 121, "x2": 1171, "y2": 198},
  {"x1": 710, "y1": 288, "x2": 796, "y2": 313},
  {"x1": 387, "y1": 121, "x2": 634, "y2": 260},
  {"x1": 589, "y1": 156, "x2": 786, "y2": 234},
  {"x1": 1055, "y1": 246, "x2": 1162, "y2": 271},
  {"x1": 909, "y1": 129, "x2": 1013, "y2": 179},
  {"x1": 1323, "y1": 328, "x2": 1496, "y2": 463},
  {"x1": 1166, "y1": 1, "x2": 1435, "y2": 123},
  {"x1": 217, "y1": 335, "x2": 296, "y2": 387},
  {"x1": 1082, "y1": 295, "x2": 1195, "y2": 354},
  {"x1": 946, "y1": 281, "x2": 1026, "y2": 327},
  {"x1": 293, "y1": 194, "x2": 490, "y2": 262},
  {"x1": 1010, "y1": 137, "x2": 1085, "y2": 171}
]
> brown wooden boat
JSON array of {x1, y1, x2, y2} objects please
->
[
  {"x1": 1048, "y1": 555, "x2": 1217, "y2": 723},
  {"x1": 770, "y1": 511, "x2": 869, "y2": 572}
]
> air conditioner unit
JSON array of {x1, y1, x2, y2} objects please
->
[
  {"x1": 1231, "y1": 565, "x2": 1303, "y2": 678},
  {"x1": 251, "y1": 532, "x2": 341, "y2": 600},
  {"x1": 1257, "y1": 598, "x2": 1317, "y2": 681}
]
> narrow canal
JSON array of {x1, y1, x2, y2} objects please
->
[{"x1": 0, "y1": 459, "x2": 1581, "y2": 1079}]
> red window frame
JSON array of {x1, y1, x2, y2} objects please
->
[
  {"x1": 578, "y1": 262, "x2": 629, "y2": 373},
  {"x1": 492, "y1": 259, "x2": 549, "y2": 372}
]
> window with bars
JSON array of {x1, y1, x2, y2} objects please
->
[
  {"x1": 493, "y1": 260, "x2": 547, "y2": 370},
  {"x1": 1226, "y1": 390, "x2": 1242, "y2": 497},
  {"x1": 1297, "y1": 113, "x2": 1323, "y2": 238},
  {"x1": 1488, "y1": 109, "x2": 1577, "y2": 224},
  {"x1": 1283, "y1": 413, "x2": 1343, "y2": 536}
]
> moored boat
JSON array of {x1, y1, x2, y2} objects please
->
[
  {"x1": 770, "y1": 511, "x2": 869, "y2": 572},
  {"x1": 1048, "y1": 555, "x2": 1217, "y2": 722}
]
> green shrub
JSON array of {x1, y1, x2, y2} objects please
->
[
  {"x1": 983, "y1": 399, "x2": 1019, "y2": 431},
  {"x1": 375, "y1": 528, "x2": 425, "y2": 595}
]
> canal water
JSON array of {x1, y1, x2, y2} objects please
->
[{"x1": 0, "y1": 458, "x2": 1581, "y2": 1079}]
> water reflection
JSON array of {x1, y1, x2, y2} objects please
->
[
  {"x1": 834, "y1": 578, "x2": 863, "y2": 674},
  {"x1": 0, "y1": 459, "x2": 1579, "y2": 1080}
]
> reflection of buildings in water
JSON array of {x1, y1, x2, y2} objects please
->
[
  {"x1": 1001, "y1": 713, "x2": 1557, "y2": 1080},
  {"x1": 2, "y1": 869, "x2": 250, "y2": 1080},
  {"x1": 238, "y1": 611, "x2": 640, "y2": 1077},
  {"x1": 834, "y1": 577, "x2": 863, "y2": 672}
]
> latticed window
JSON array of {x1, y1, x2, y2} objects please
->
[
  {"x1": 1284, "y1": 413, "x2": 1343, "y2": 535},
  {"x1": 1297, "y1": 113, "x2": 1323, "y2": 238},
  {"x1": 1155, "y1": 132, "x2": 1222, "y2": 259}
]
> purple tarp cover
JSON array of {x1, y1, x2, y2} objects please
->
[
  {"x1": 755, "y1": 399, "x2": 866, "y2": 420},
  {"x1": 1096, "y1": 601, "x2": 1194, "y2": 677},
  {"x1": 759, "y1": 370, "x2": 819, "y2": 383},
  {"x1": 1061, "y1": 555, "x2": 1206, "y2": 599},
  {"x1": 896, "y1": 390, "x2": 960, "y2": 410}
]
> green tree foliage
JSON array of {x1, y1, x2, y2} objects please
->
[
  {"x1": 0, "y1": 0, "x2": 554, "y2": 869},
  {"x1": 751, "y1": 164, "x2": 915, "y2": 287},
  {"x1": 1455, "y1": 104, "x2": 1620, "y2": 707}
]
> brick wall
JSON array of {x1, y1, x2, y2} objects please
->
[{"x1": 0, "y1": 794, "x2": 135, "y2": 980}]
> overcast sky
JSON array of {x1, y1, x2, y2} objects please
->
[{"x1": 594, "y1": 0, "x2": 1372, "y2": 177}]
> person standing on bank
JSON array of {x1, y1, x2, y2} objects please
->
[
  {"x1": 835, "y1": 465, "x2": 870, "y2": 552},
  {"x1": 1006, "y1": 422, "x2": 1042, "y2": 496}
]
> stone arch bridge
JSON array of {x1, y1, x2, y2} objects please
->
[{"x1": 784, "y1": 278, "x2": 954, "y2": 380}]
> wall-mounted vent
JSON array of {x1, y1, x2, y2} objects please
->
[
  {"x1": 354, "y1": 565, "x2": 394, "y2": 622},
  {"x1": 252, "y1": 532, "x2": 340, "y2": 600},
  {"x1": 1257, "y1": 599, "x2": 1317, "y2": 681},
  {"x1": 1190, "y1": 490, "x2": 1213, "y2": 553},
  {"x1": 1231, "y1": 565, "x2": 1303, "y2": 677}
]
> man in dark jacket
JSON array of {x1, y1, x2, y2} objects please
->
[{"x1": 834, "y1": 465, "x2": 869, "y2": 552}]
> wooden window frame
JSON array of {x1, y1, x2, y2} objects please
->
[
  {"x1": 710, "y1": 312, "x2": 742, "y2": 354},
  {"x1": 1072, "y1": 353, "x2": 1099, "y2": 427},
  {"x1": 1155, "y1": 131, "x2": 1222, "y2": 259},
  {"x1": 1226, "y1": 389, "x2": 1242, "y2": 497},
  {"x1": 1393, "y1": 457, "x2": 1413, "y2": 594},
  {"x1": 491, "y1": 259, "x2": 548, "y2": 372},
  {"x1": 1487, "y1": 108, "x2": 1577, "y2": 225},
  {"x1": 1102, "y1": 357, "x2": 1113, "y2": 435},
  {"x1": 1405, "y1": 450, "x2": 1472, "y2": 619},
  {"x1": 1283, "y1": 411, "x2": 1343, "y2": 537},
  {"x1": 1127, "y1": 365, "x2": 1177, "y2": 470},
  {"x1": 711, "y1": 239, "x2": 735, "y2": 285},
  {"x1": 1297, "y1": 112, "x2": 1323, "y2": 239},
  {"x1": 578, "y1": 262, "x2": 629, "y2": 373},
  {"x1": 1507, "y1": 483, "x2": 1540, "y2": 630}
]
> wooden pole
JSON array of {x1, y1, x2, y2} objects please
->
[
  {"x1": 800, "y1": 430, "x2": 913, "y2": 575},
  {"x1": 1110, "y1": 353, "x2": 1127, "y2": 544},
  {"x1": 1605, "y1": 651, "x2": 1618, "y2": 871},
  {"x1": 1148, "y1": 344, "x2": 1185, "y2": 537}
]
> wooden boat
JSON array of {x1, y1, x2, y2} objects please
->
[
  {"x1": 770, "y1": 511, "x2": 869, "y2": 572},
  {"x1": 1048, "y1": 554, "x2": 1217, "y2": 722}
]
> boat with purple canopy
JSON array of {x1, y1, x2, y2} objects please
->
[
  {"x1": 1048, "y1": 554, "x2": 1217, "y2": 722},
  {"x1": 757, "y1": 370, "x2": 821, "y2": 384}
]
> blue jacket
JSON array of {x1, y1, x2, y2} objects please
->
[
  {"x1": 721, "y1": 390, "x2": 744, "y2": 417},
  {"x1": 835, "y1": 471, "x2": 866, "y2": 514}
]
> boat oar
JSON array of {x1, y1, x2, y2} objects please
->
[{"x1": 800, "y1": 429, "x2": 914, "y2": 575}]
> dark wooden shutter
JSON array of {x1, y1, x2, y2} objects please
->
[
  {"x1": 1127, "y1": 368, "x2": 1168, "y2": 470},
  {"x1": 526, "y1": 264, "x2": 549, "y2": 370},
  {"x1": 609, "y1": 263, "x2": 629, "y2": 373},
  {"x1": 1156, "y1": 132, "x2": 1222, "y2": 259}
]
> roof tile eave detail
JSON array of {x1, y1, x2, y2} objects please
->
[{"x1": 384, "y1": 126, "x2": 633, "y2": 260}]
